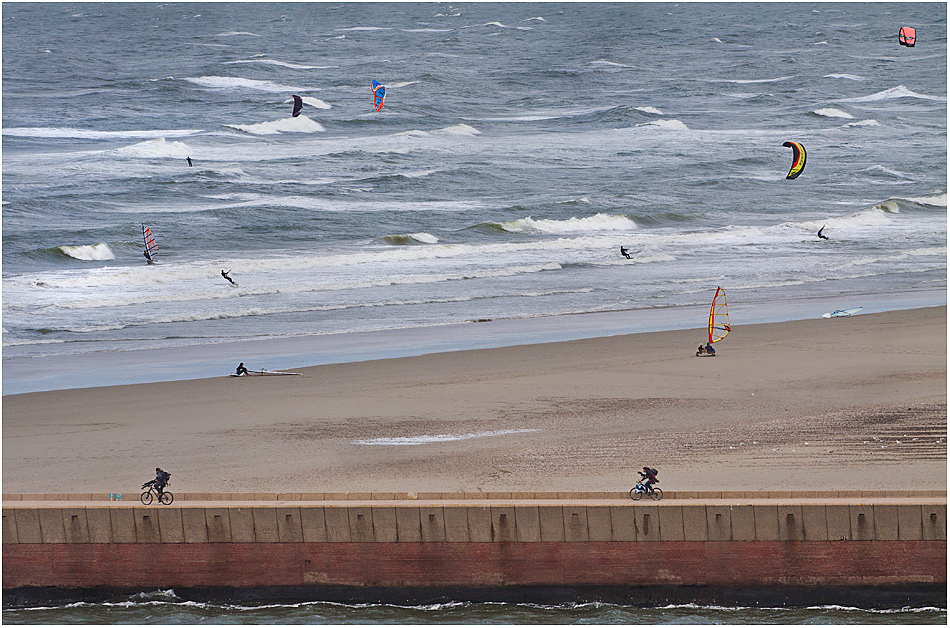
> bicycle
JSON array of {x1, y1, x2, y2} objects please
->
[
  {"x1": 140, "y1": 482, "x2": 174, "y2": 505},
  {"x1": 629, "y1": 482, "x2": 663, "y2": 501}
]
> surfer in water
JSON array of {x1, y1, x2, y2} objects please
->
[
  {"x1": 620, "y1": 246, "x2": 631, "y2": 259},
  {"x1": 186, "y1": 156, "x2": 193, "y2": 167},
  {"x1": 818, "y1": 225, "x2": 828, "y2": 240},
  {"x1": 143, "y1": 249, "x2": 152, "y2": 263},
  {"x1": 235, "y1": 363, "x2": 249, "y2": 376},
  {"x1": 221, "y1": 269, "x2": 236, "y2": 285}
]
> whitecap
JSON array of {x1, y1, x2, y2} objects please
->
[
  {"x1": 824, "y1": 73, "x2": 866, "y2": 81},
  {"x1": 431, "y1": 123, "x2": 480, "y2": 136},
  {"x1": 498, "y1": 214, "x2": 637, "y2": 234},
  {"x1": 113, "y1": 138, "x2": 192, "y2": 158},
  {"x1": 225, "y1": 59, "x2": 336, "y2": 70},
  {"x1": 2, "y1": 127, "x2": 202, "y2": 139},
  {"x1": 214, "y1": 31, "x2": 259, "y2": 37},
  {"x1": 843, "y1": 119, "x2": 879, "y2": 127},
  {"x1": 226, "y1": 116, "x2": 326, "y2": 135},
  {"x1": 644, "y1": 119, "x2": 689, "y2": 130},
  {"x1": 635, "y1": 106, "x2": 663, "y2": 115},
  {"x1": 813, "y1": 108, "x2": 852, "y2": 119},
  {"x1": 838, "y1": 85, "x2": 946, "y2": 102},
  {"x1": 58, "y1": 243, "x2": 115, "y2": 261},
  {"x1": 183, "y1": 76, "x2": 315, "y2": 93}
]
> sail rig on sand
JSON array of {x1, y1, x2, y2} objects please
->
[{"x1": 708, "y1": 287, "x2": 731, "y2": 344}]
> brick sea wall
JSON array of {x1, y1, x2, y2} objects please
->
[{"x1": 3, "y1": 493, "x2": 946, "y2": 598}]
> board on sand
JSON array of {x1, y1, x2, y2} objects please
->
[{"x1": 229, "y1": 369, "x2": 302, "y2": 377}]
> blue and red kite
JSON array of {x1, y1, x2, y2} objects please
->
[{"x1": 372, "y1": 80, "x2": 386, "y2": 111}]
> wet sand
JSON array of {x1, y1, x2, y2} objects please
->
[{"x1": 3, "y1": 307, "x2": 946, "y2": 495}]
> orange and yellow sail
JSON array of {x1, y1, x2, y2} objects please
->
[{"x1": 708, "y1": 287, "x2": 731, "y2": 344}]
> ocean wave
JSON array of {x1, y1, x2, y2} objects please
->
[
  {"x1": 214, "y1": 31, "x2": 259, "y2": 37},
  {"x1": 463, "y1": 22, "x2": 533, "y2": 31},
  {"x1": 224, "y1": 59, "x2": 335, "y2": 70},
  {"x1": 710, "y1": 75, "x2": 795, "y2": 84},
  {"x1": 843, "y1": 119, "x2": 879, "y2": 127},
  {"x1": 57, "y1": 243, "x2": 115, "y2": 261},
  {"x1": 381, "y1": 232, "x2": 439, "y2": 245},
  {"x1": 823, "y1": 73, "x2": 866, "y2": 80},
  {"x1": 491, "y1": 214, "x2": 637, "y2": 234},
  {"x1": 837, "y1": 85, "x2": 947, "y2": 102},
  {"x1": 2, "y1": 127, "x2": 202, "y2": 139},
  {"x1": 225, "y1": 116, "x2": 326, "y2": 135},
  {"x1": 113, "y1": 138, "x2": 192, "y2": 158},
  {"x1": 183, "y1": 76, "x2": 316, "y2": 93},
  {"x1": 813, "y1": 108, "x2": 852, "y2": 119},
  {"x1": 643, "y1": 119, "x2": 689, "y2": 130},
  {"x1": 353, "y1": 428, "x2": 539, "y2": 446}
]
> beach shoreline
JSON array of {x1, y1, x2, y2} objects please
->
[
  {"x1": 3, "y1": 306, "x2": 945, "y2": 496},
  {"x1": 2, "y1": 288, "x2": 945, "y2": 396}
]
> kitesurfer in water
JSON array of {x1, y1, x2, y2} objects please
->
[
  {"x1": 186, "y1": 156, "x2": 193, "y2": 167},
  {"x1": 818, "y1": 225, "x2": 828, "y2": 240},
  {"x1": 221, "y1": 269, "x2": 236, "y2": 285},
  {"x1": 235, "y1": 363, "x2": 249, "y2": 376},
  {"x1": 620, "y1": 246, "x2": 631, "y2": 259}
]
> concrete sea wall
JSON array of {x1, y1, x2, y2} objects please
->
[{"x1": 3, "y1": 492, "x2": 946, "y2": 606}]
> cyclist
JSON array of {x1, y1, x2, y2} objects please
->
[
  {"x1": 143, "y1": 467, "x2": 171, "y2": 498},
  {"x1": 639, "y1": 466, "x2": 658, "y2": 494}
]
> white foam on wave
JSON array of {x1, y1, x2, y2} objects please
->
[
  {"x1": 286, "y1": 96, "x2": 331, "y2": 110},
  {"x1": 114, "y1": 138, "x2": 192, "y2": 158},
  {"x1": 498, "y1": 213, "x2": 637, "y2": 234},
  {"x1": 2, "y1": 127, "x2": 202, "y2": 139},
  {"x1": 644, "y1": 119, "x2": 689, "y2": 130},
  {"x1": 215, "y1": 31, "x2": 259, "y2": 37},
  {"x1": 635, "y1": 106, "x2": 663, "y2": 115},
  {"x1": 843, "y1": 119, "x2": 880, "y2": 127},
  {"x1": 838, "y1": 85, "x2": 947, "y2": 102},
  {"x1": 226, "y1": 116, "x2": 326, "y2": 135},
  {"x1": 904, "y1": 192, "x2": 947, "y2": 207},
  {"x1": 383, "y1": 232, "x2": 440, "y2": 245},
  {"x1": 711, "y1": 76, "x2": 795, "y2": 84},
  {"x1": 354, "y1": 428, "x2": 540, "y2": 446},
  {"x1": 433, "y1": 123, "x2": 480, "y2": 136},
  {"x1": 464, "y1": 22, "x2": 533, "y2": 31},
  {"x1": 225, "y1": 59, "x2": 335, "y2": 70},
  {"x1": 183, "y1": 76, "x2": 316, "y2": 93},
  {"x1": 388, "y1": 81, "x2": 418, "y2": 89},
  {"x1": 58, "y1": 243, "x2": 115, "y2": 261},
  {"x1": 824, "y1": 73, "x2": 865, "y2": 81},
  {"x1": 813, "y1": 108, "x2": 852, "y2": 119}
]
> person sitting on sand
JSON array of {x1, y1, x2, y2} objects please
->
[
  {"x1": 697, "y1": 344, "x2": 706, "y2": 355},
  {"x1": 235, "y1": 362, "x2": 249, "y2": 376},
  {"x1": 705, "y1": 342, "x2": 715, "y2": 356}
]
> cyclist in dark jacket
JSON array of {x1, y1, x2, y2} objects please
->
[{"x1": 639, "y1": 466, "x2": 658, "y2": 494}]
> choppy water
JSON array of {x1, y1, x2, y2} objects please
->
[
  {"x1": 1, "y1": 3, "x2": 946, "y2": 620},
  {"x1": 2, "y1": 590, "x2": 946, "y2": 625},
  {"x1": 2, "y1": 2, "x2": 946, "y2": 368}
]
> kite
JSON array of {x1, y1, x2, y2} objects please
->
[
  {"x1": 899, "y1": 26, "x2": 916, "y2": 47},
  {"x1": 782, "y1": 141, "x2": 806, "y2": 179},
  {"x1": 291, "y1": 94, "x2": 303, "y2": 117},
  {"x1": 372, "y1": 80, "x2": 386, "y2": 112}
]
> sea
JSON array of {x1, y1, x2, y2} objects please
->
[{"x1": 1, "y1": 1, "x2": 947, "y2": 623}]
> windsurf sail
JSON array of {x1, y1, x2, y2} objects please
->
[
  {"x1": 372, "y1": 80, "x2": 386, "y2": 111},
  {"x1": 782, "y1": 141, "x2": 806, "y2": 179},
  {"x1": 708, "y1": 287, "x2": 731, "y2": 344},
  {"x1": 142, "y1": 224, "x2": 158, "y2": 261},
  {"x1": 291, "y1": 94, "x2": 303, "y2": 117},
  {"x1": 899, "y1": 26, "x2": 916, "y2": 47},
  {"x1": 822, "y1": 307, "x2": 862, "y2": 319}
]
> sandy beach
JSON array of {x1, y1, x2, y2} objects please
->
[{"x1": 3, "y1": 307, "x2": 946, "y2": 495}]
